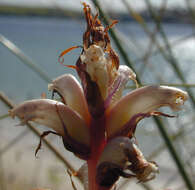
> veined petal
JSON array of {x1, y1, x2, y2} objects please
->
[
  {"x1": 106, "y1": 65, "x2": 137, "y2": 107},
  {"x1": 106, "y1": 86, "x2": 188, "y2": 137},
  {"x1": 48, "y1": 74, "x2": 90, "y2": 124},
  {"x1": 9, "y1": 99, "x2": 90, "y2": 146}
]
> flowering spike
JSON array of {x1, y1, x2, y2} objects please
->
[{"x1": 9, "y1": 3, "x2": 189, "y2": 190}]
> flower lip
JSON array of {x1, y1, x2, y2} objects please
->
[
  {"x1": 106, "y1": 85, "x2": 188, "y2": 138},
  {"x1": 9, "y1": 99, "x2": 66, "y2": 135},
  {"x1": 9, "y1": 99, "x2": 91, "y2": 148},
  {"x1": 160, "y1": 86, "x2": 189, "y2": 110}
]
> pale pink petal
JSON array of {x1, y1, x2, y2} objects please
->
[
  {"x1": 48, "y1": 74, "x2": 90, "y2": 124},
  {"x1": 9, "y1": 99, "x2": 90, "y2": 146},
  {"x1": 110, "y1": 111, "x2": 175, "y2": 139},
  {"x1": 106, "y1": 65, "x2": 137, "y2": 107},
  {"x1": 106, "y1": 86, "x2": 188, "y2": 137}
]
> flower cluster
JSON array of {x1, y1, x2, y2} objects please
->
[{"x1": 9, "y1": 3, "x2": 188, "y2": 190}]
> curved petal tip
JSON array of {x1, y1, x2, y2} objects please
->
[{"x1": 106, "y1": 85, "x2": 188, "y2": 137}]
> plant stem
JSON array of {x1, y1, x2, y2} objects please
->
[
  {"x1": 88, "y1": 117, "x2": 107, "y2": 190},
  {"x1": 91, "y1": 1, "x2": 194, "y2": 190}
]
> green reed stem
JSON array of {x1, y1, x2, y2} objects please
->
[
  {"x1": 148, "y1": 129, "x2": 184, "y2": 160},
  {"x1": 145, "y1": 0, "x2": 195, "y2": 109},
  {"x1": 92, "y1": 1, "x2": 194, "y2": 190},
  {"x1": 154, "y1": 117, "x2": 194, "y2": 190},
  {"x1": 0, "y1": 34, "x2": 51, "y2": 83},
  {"x1": 144, "y1": 3, "x2": 195, "y2": 187},
  {"x1": 134, "y1": 32, "x2": 195, "y2": 63},
  {"x1": 124, "y1": 0, "x2": 195, "y2": 109}
]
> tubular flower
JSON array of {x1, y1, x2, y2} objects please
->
[{"x1": 9, "y1": 3, "x2": 188, "y2": 190}]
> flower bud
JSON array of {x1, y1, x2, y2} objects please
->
[{"x1": 80, "y1": 44, "x2": 109, "y2": 99}]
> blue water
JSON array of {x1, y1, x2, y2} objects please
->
[{"x1": 0, "y1": 16, "x2": 195, "y2": 103}]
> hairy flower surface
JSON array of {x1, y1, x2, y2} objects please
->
[{"x1": 10, "y1": 3, "x2": 188, "y2": 190}]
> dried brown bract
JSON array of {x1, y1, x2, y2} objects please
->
[{"x1": 96, "y1": 137, "x2": 159, "y2": 188}]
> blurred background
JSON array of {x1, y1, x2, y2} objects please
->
[{"x1": 0, "y1": 0, "x2": 195, "y2": 190}]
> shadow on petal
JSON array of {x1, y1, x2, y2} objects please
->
[
  {"x1": 48, "y1": 74, "x2": 91, "y2": 124},
  {"x1": 109, "y1": 111, "x2": 176, "y2": 139},
  {"x1": 9, "y1": 99, "x2": 90, "y2": 148},
  {"x1": 106, "y1": 86, "x2": 188, "y2": 138}
]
